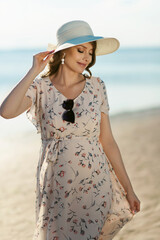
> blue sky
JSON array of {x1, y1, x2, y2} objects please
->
[{"x1": 0, "y1": 0, "x2": 159, "y2": 49}]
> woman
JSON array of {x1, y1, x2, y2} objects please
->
[{"x1": 0, "y1": 20, "x2": 140, "y2": 240}]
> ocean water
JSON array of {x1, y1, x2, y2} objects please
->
[{"x1": 0, "y1": 47, "x2": 160, "y2": 134}]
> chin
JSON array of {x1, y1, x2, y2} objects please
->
[
  {"x1": 74, "y1": 69, "x2": 84, "y2": 75},
  {"x1": 67, "y1": 65, "x2": 85, "y2": 75}
]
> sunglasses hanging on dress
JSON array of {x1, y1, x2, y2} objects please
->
[{"x1": 62, "y1": 99, "x2": 75, "y2": 123}]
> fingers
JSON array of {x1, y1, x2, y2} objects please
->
[
  {"x1": 130, "y1": 201, "x2": 135, "y2": 214},
  {"x1": 43, "y1": 50, "x2": 55, "y2": 63},
  {"x1": 48, "y1": 50, "x2": 55, "y2": 55},
  {"x1": 40, "y1": 50, "x2": 54, "y2": 55},
  {"x1": 127, "y1": 191, "x2": 141, "y2": 215},
  {"x1": 32, "y1": 50, "x2": 55, "y2": 72},
  {"x1": 33, "y1": 50, "x2": 55, "y2": 65},
  {"x1": 34, "y1": 50, "x2": 55, "y2": 59},
  {"x1": 131, "y1": 200, "x2": 140, "y2": 215},
  {"x1": 135, "y1": 200, "x2": 141, "y2": 212}
]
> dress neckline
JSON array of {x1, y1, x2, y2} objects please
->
[{"x1": 47, "y1": 76, "x2": 88, "y2": 101}]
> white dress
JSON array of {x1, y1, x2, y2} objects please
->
[{"x1": 25, "y1": 75, "x2": 133, "y2": 240}]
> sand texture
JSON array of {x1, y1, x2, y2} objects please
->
[{"x1": 0, "y1": 107, "x2": 160, "y2": 240}]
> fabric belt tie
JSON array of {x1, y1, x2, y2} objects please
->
[{"x1": 39, "y1": 138, "x2": 63, "y2": 192}]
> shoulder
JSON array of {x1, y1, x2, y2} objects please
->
[
  {"x1": 90, "y1": 76, "x2": 109, "y2": 102},
  {"x1": 90, "y1": 75, "x2": 105, "y2": 83},
  {"x1": 32, "y1": 76, "x2": 49, "y2": 88},
  {"x1": 89, "y1": 76, "x2": 106, "y2": 89},
  {"x1": 33, "y1": 76, "x2": 42, "y2": 85}
]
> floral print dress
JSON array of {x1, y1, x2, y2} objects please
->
[{"x1": 25, "y1": 76, "x2": 133, "y2": 240}]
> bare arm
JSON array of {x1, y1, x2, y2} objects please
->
[
  {"x1": 99, "y1": 112, "x2": 140, "y2": 214},
  {"x1": 0, "y1": 50, "x2": 54, "y2": 119},
  {"x1": 0, "y1": 68, "x2": 38, "y2": 118}
]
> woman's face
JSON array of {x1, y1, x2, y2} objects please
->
[{"x1": 63, "y1": 42, "x2": 93, "y2": 74}]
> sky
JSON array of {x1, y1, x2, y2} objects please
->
[{"x1": 0, "y1": 0, "x2": 160, "y2": 49}]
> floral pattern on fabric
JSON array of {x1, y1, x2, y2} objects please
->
[{"x1": 25, "y1": 76, "x2": 133, "y2": 240}]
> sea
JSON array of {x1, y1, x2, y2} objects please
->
[{"x1": 0, "y1": 47, "x2": 160, "y2": 135}]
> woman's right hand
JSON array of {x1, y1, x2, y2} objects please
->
[
  {"x1": 0, "y1": 50, "x2": 55, "y2": 119},
  {"x1": 31, "y1": 50, "x2": 55, "y2": 75}
]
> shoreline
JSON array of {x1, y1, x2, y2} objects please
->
[
  {"x1": 1, "y1": 105, "x2": 159, "y2": 136},
  {"x1": 111, "y1": 105, "x2": 160, "y2": 120}
]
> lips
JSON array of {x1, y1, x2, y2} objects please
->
[{"x1": 77, "y1": 62, "x2": 87, "y2": 68}]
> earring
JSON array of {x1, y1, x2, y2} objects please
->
[{"x1": 61, "y1": 53, "x2": 66, "y2": 65}]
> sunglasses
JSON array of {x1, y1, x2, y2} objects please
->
[{"x1": 62, "y1": 99, "x2": 75, "y2": 123}]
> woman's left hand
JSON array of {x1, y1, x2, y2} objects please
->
[{"x1": 126, "y1": 190, "x2": 141, "y2": 215}]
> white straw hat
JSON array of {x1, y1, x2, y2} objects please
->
[{"x1": 47, "y1": 20, "x2": 120, "y2": 56}]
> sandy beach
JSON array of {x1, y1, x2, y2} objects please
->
[{"x1": 0, "y1": 107, "x2": 160, "y2": 240}]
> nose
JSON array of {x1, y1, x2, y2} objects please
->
[{"x1": 83, "y1": 52, "x2": 91, "y2": 62}]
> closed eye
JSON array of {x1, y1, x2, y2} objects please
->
[
  {"x1": 78, "y1": 49, "x2": 83, "y2": 53},
  {"x1": 78, "y1": 49, "x2": 93, "y2": 56}
]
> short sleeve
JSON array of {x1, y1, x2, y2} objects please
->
[
  {"x1": 25, "y1": 78, "x2": 41, "y2": 133},
  {"x1": 99, "y1": 78, "x2": 110, "y2": 115}
]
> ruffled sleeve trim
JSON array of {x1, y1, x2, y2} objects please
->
[
  {"x1": 96, "y1": 77, "x2": 110, "y2": 115},
  {"x1": 25, "y1": 77, "x2": 42, "y2": 134}
]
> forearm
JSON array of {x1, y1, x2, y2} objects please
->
[
  {"x1": 101, "y1": 139, "x2": 134, "y2": 194},
  {"x1": 0, "y1": 67, "x2": 38, "y2": 118}
]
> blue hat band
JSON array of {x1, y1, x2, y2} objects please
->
[{"x1": 58, "y1": 35, "x2": 103, "y2": 46}]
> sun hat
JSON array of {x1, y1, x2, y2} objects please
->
[{"x1": 47, "y1": 20, "x2": 120, "y2": 56}]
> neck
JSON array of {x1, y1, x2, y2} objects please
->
[{"x1": 53, "y1": 65, "x2": 84, "y2": 87}]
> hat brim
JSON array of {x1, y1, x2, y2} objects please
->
[{"x1": 47, "y1": 35, "x2": 120, "y2": 56}]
